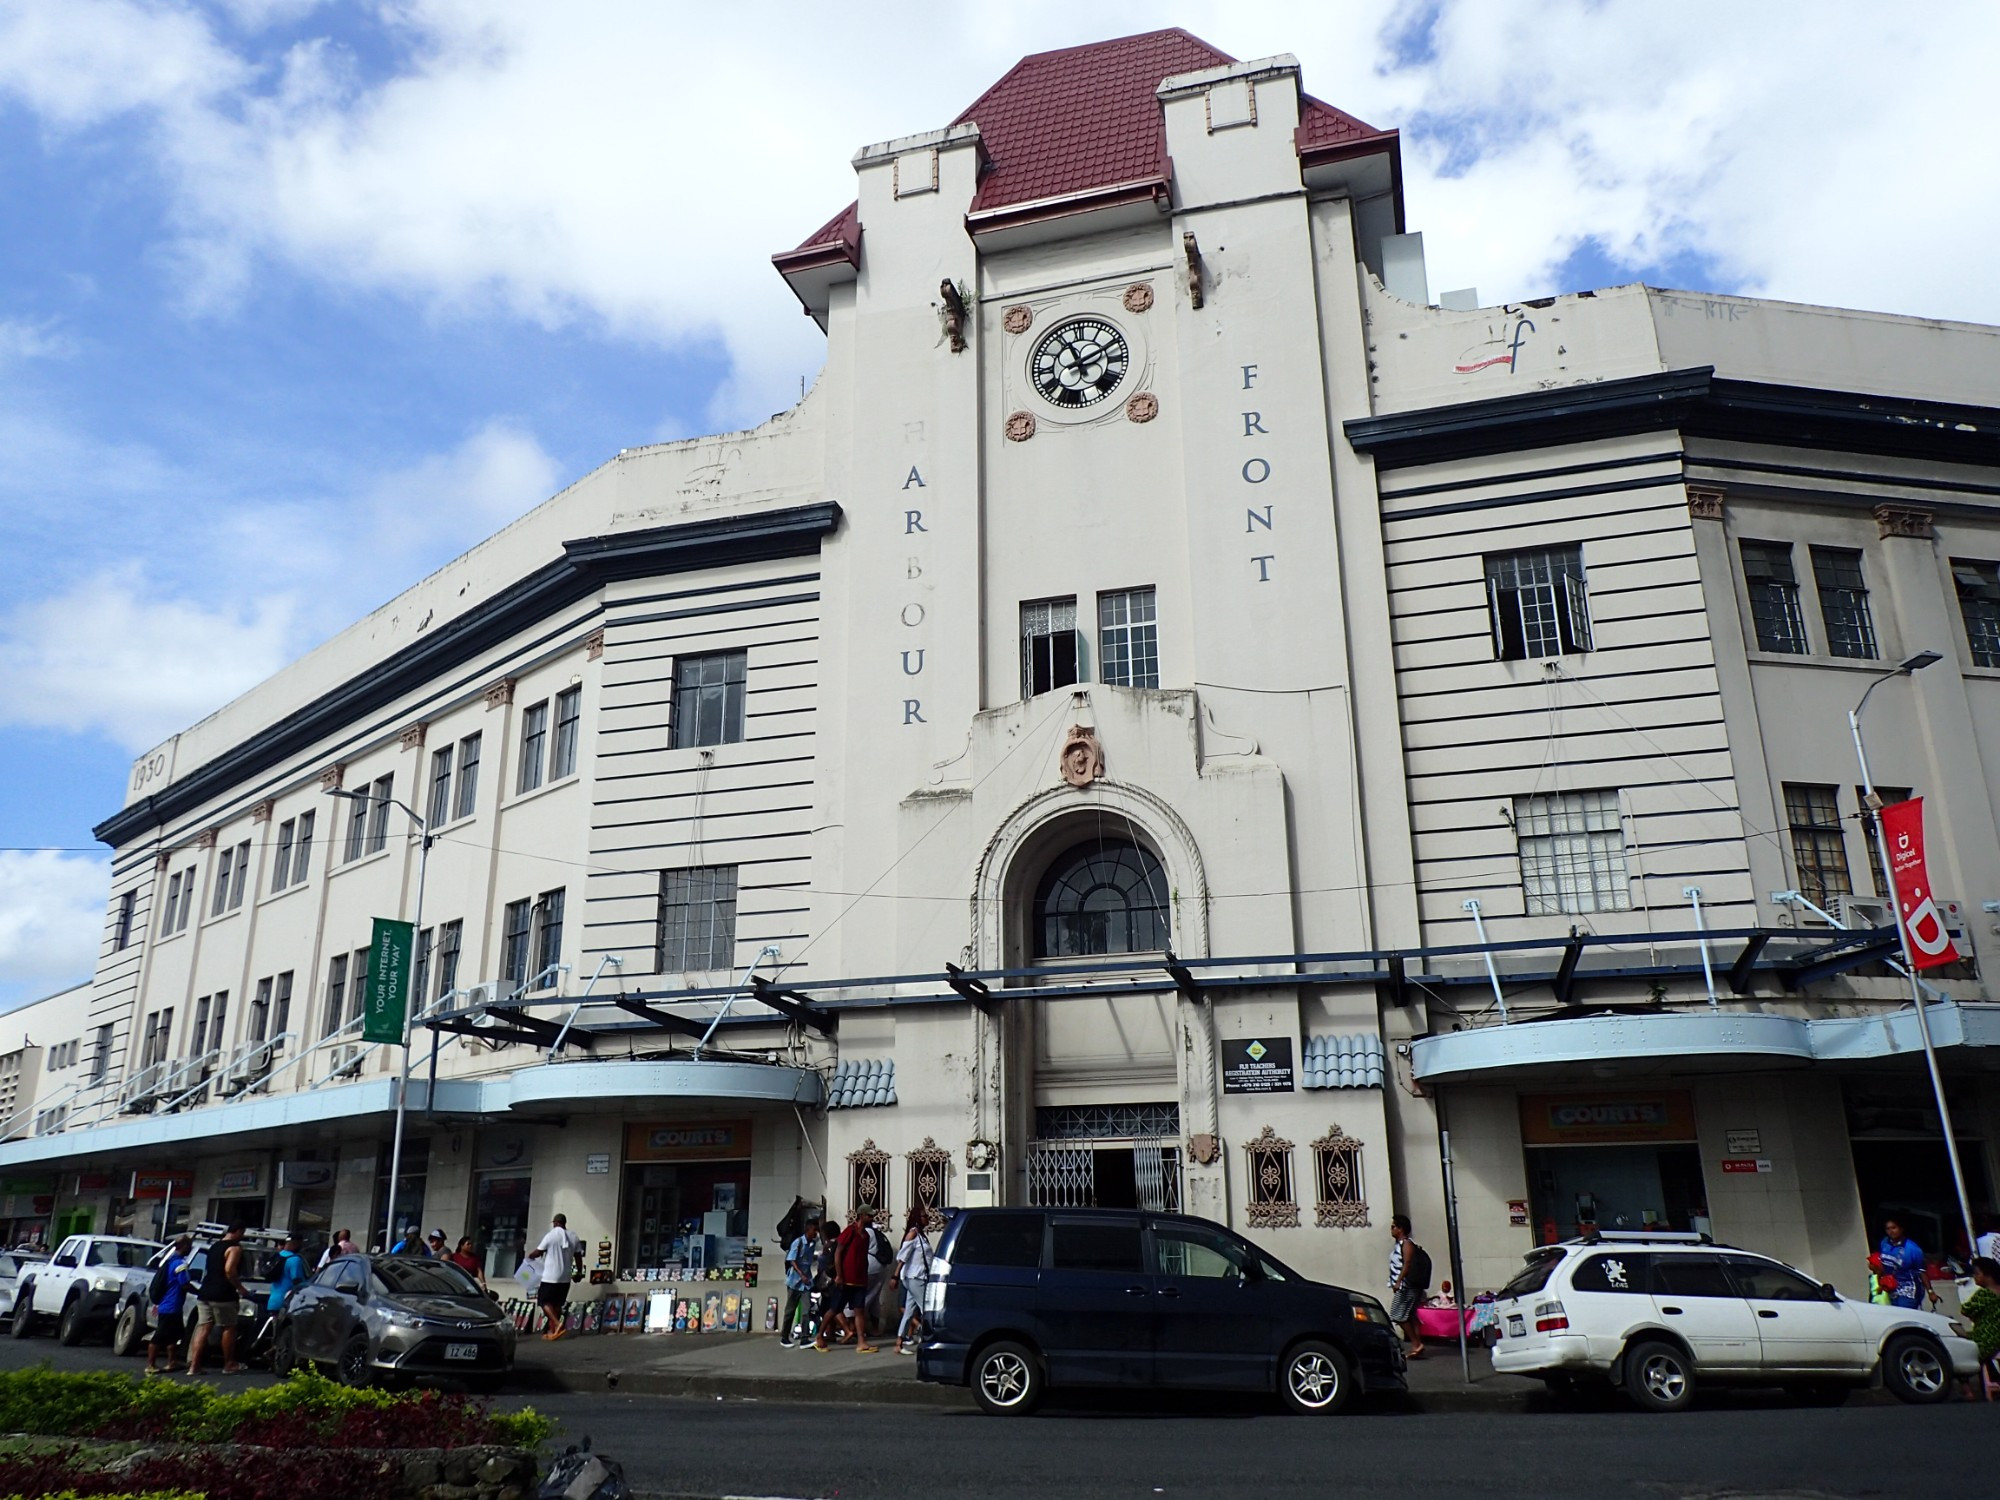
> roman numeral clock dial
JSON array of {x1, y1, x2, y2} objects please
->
[{"x1": 1030, "y1": 317, "x2": 1131, "y2": 409}]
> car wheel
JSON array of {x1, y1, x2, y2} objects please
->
[
  {"x1": 336, "y1": 1333, "x2": 373, "y2": 1388},
  {"x1": 1279, "y1": 1340, "x2": 1354, "y2": 1415},
  {"x1": 1783, "y1": 1382, "x2": 1850, "y2": 1408},
  {"x1": 970, "y1": 1339, "x2": 1042, "y2": 1417},
  {"x1": 112, "y1": 1303, "x2": 144, "y2": 1358},
  {"x1": 1881, "y1": 1333, "x2": 1950, "y2": 1405},
  {"x1": 270, "y1": 1324, "x2": 298, "y2": 1378},
  {"x1": 1622, "y1": 1339, "x2": 1695, "y2": 1413},
  {"x1": 9, "y1": 1289, "x2": 34, "y2": 1339},
  {"x1": 56, "y1": 1294, "x2": 88, "y2": 1347}
]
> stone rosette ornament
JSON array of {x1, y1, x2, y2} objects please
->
[
  {"x1": 1002, "y1": 305, "x2": 1034, "y2": 334},
  {"x1": 1004, "y1": 411, "x2": 1036, "y2": 442},
  {"x1": 1123, "y1": 283, "x2": 1155, "y2": 313},
  {"x1": 1059, "y1": 725, "x2": 1105, "y2": 787},
  {"x1": 1125, "y1": 392, "x2": 1158, "y2": 423}
]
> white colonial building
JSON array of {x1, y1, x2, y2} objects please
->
[{"x1": 6, "y1": 29, "x2": 1998, "y2": 1300}]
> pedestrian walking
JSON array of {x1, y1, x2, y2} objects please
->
[
  {"x1": 780, "y1": 1211, "x2": 820, "y2": 1348},
  {"x1": 866, "y1": 1213, "x2": 897, "y2": 1335},
  {"x1": 893, "y1": 1208, "x2": 932, "y2": 1355},
  {"x1": 1877, "y1": 1218, "x2": 1929, "y2": 1310},
  {"x1": 1975, "y1": 1218, "x2": 2000, "y2": 1264},
  {"x1": 536, "y1": 1213, "x2": 580, "y2": 1340},
  {"x1": 812, "y1": 1217, "x2": 840, "y2": 1343},
  {"x1": 450, "y1": 1236, "x2": 486, "y2": 1287},
  {"x1": 1388, "y1": 1213, "x2": 1430, "y2": 1358},
  {"x1": 815, "y1": 1208, "x2": 878, "y2": 1354},
  {"x1": 144, "y1": 1234, "x2": 194, "y2": 1376},
  {"x1": 186, "y1": 1223, "x2": 246, "y2": 1377},
  {"x1": 1960, "y1": 1255, "x2": 2000, "y2": 1400}
]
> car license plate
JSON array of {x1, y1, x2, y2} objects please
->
[
  {"x1": 1508, "y1": 1315, "x2": 1525, "y2": 1338},
  {"x1": 445, "y1": 1342, "x2": 479, "y2": 1361}
]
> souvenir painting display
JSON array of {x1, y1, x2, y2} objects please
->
[
  {"x1": 646, "y1": 1292, "x2": 674, "y2": 1332},
  {"x1": 722, "y1": 1292, "x2": 741, "y2": 1331},
  {"x1": 763, "y1": 1296, "x2": 777, "y2": 1331},
  {"x1": 702, "y1": 1292, "x2": 721, "y2": 1332},
  {"x1": 623, "y1": 1294, "x2": 644, "y2": 1330}
]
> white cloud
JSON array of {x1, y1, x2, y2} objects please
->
[
  {"x1": 0, "y1": 851, "x2": 108, "y2": 1011},
  {"x1": 0, "y1": 318, "x2": 76, "y2": 364}
]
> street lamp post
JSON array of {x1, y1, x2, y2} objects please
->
[
  {"x1": 1848, "y1": 650, "x2": 1978, "y2": 1261},
  {"x1": 327, "y1": 787, "x2": 432, "y2": 1255}
]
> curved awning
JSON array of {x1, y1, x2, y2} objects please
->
[
  {"x1": 0, "y1": 1059, "x2": 821, "y2": 1172},
  {"x1": 1412, "y1": 1001, "x2": 2000, "y2": 1085}
]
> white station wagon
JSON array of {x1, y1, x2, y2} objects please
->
[{"x1": 1490, "y1": 1232, "x2": 1977, "y2": 1411}]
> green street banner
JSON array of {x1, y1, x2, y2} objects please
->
[{"x1": 363, "y1": 917, "x2": 416, "y2": 1044}]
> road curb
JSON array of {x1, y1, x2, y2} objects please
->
[{"x1": 531, "y1": 1366, "x2": 973, "y2": 1408}]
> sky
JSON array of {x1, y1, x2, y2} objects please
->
[{"x1": 1, "y1": 0, "x2": 1997, "y2": 1010}]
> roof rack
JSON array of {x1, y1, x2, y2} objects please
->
[{"x1": 1569, "y1": 1229, "x2": 1717, "y2": 1246}]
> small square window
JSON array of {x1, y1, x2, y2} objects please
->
[
  {"x1": 1485, "y1": 547, "x2": 1591, "y2": 660},
  {"x1": 657, "y1": 865, "x2": 738, "y2": 973}
]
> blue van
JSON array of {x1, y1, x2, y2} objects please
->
[{"x1": 915, "y1": 1207, "x2": 1404, "y2": 1415}]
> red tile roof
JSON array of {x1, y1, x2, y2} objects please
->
[{"x1": 776, "y1": 28, "x2": 1394, "y2": 269}]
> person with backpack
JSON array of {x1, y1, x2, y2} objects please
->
[
  {"x1": 1389, "y1": 1214, "x2": 1431, "y2": 1358},
  {"x1": 779, "y1": 1210, "x2": 821, "y2": 1348},
  {"x1": 143, "y1": 1234, "x2": 194, "y2": 1376},
  {"x1": 866, "y1": 1212, "x2": 897, "y2": 1336},
  {"x1": 815, "y1": 1207, "x2": 878, "y2": 1354}
]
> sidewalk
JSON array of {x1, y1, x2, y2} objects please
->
[{"x1": 509, "y1": 1326, "x2": 1563, "y2": 1411}]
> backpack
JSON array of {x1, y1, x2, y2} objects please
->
[
  {"x1": 147, "y1": 1257, "x2": 172, "y2": 1305},
  {"x1": 1405, "y1": 1242, "x2": 1433, "y2": 1292},
  {"x1": 869, "y1": 1226, "x2": 893, "y2": 1268},
  {"x1": 775, "y1": 1196, "x2": 813, "y2": 1246}
]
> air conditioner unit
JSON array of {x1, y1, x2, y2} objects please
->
[
  {"x1": 227, "y1": 1043, "x2": 272, "y2": 1082},
  {"x1": 463, "y1": 981, "x2": 501, "y2": 1010},
  {"x1": 327, "y1": 1044, "x2": 363, "y2": 1079},
  {"x1": 1836, "y1": 896, "x2": 1894, "y2": 931}
]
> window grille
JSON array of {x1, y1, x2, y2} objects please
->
[
  {"x1": 1954, "y1": 560, "x2": 2000, "y2": 669},
  {"x1": 1809, "y1": 547, "x2": 1878, "y2": 660},
  {"x1": 1741, "y1": 540, "x2": 1810, "y2": 653},
  {"x1": 657, "y1": 865, "x2": 738, "y2": 972},
  {"x1": 1021, "y1": 598, "x2": 1080, "y2": 698},
  {"x1": 906, "y1": 1138, "x2": 952, "y2": 1230},
  {"x1": 848, "y1": 1138, "x2": 891, "y2": 1220},
  {"x1": 1033, "y1": 1102, "x2": 1181, "y2": 1141},
  {"x1": 1033, "y1": 841, "x2": 1170, "y2": 957},
  {"x1": 1244, "y1": 1125, "x2": 1299, "y2": 1229},
  {"x1": 671, "y1": 650, "x2": 748, "y2": 748},
  {"x1": 1484, "y1": 546, "x2": 1591, "y2": 660},
  {"x1": 1513, "y1": 789, "x2": 1630, "y2": 915},
  {"x1": 1310, "y1": 1124, "x2": 1370, "y2": 1228},
  {"x1": 1783, "y1": 782, "x2": 1852, "y2": 906},
  {"x1": 1098, "y1": 588, "x2": 1159, "y2": 688}
]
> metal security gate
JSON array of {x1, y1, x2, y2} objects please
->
[{"x1": 1025, "y1": 1139, "x2": 1181, "y2": 1211}]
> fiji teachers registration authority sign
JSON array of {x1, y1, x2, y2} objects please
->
[{"x1": 1221, "y1": 1037, "x2": 1295, "y2": 1094}]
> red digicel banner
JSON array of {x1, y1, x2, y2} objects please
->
[{"x1": 1880, "y1": 797, "x2": 1960, "y2": 970}]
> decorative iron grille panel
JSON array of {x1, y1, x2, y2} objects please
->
[
  {"x1": 846, "y1": 1138, "x2": 890, "y2": 1221},
  {"x1": 1244, "y1": 1125, "x2": 1299, "y2": 1228},
  {"x1": 906, "y1": 1138, "x2": 952, "y2": 1230},
  {"x1": 1025, "y1": 1143, "x2": 1095, "y2": 1207},
  {"x1": 1311, "y1": 1124, "x2": 1370, "y2": 1228},
  {"x1": 1033, "y1": 1102, "x2": 1180, "y2": 1141}
]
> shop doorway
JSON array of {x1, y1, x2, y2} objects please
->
[
  {"x1": 1519, "y1": 1091, "x2": 1706, "y2": 1241},
  {"x1": 1845, "y1": 1076, "x2": 1992, "y2": 1259},
  {"x1": 207, "y1": 1196, "x2": 268, "y2": 1229},
  {"x1": 474, "y1": 1172, "x2": 533, "y2": 1281},
  {"x1": 619, "y1": 1160, "x2": 750, "y2": 1271}
]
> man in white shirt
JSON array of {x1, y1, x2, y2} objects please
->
[{"x1": 535, "y1": 1213, "x2": 579, "y2": 1341}]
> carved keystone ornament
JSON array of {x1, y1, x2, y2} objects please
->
[{"x1": 1059, "y1": 725, "x2": 1105, "y2": 787}]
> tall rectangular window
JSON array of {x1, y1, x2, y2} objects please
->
[
  {"x1": 273, "y1": 971, "x2": 293, "y2": 1039},
  {"x1": 531, "y1": 888, "x2": 566, "y2": 989},
  {"x1": 227, "y1": 841, "x2": 249, "y2": 909},
  {"x1": 1953, "y1": 559, "x2": 2000, "y2": 668},
  {"x1": 1858, "y1": 785, "x2": 1913, "y2": 899},
  {"x1": 453, "y1": 734, "x2": 482, "y2": 820},
  {"x1": 159, "y1": 872, "x2": 182, "y2": 937},
  {"x1": 551, "y1": 685, "x2": 582, "y2": 780},
  {"x1": 1513, "y1": 789, "x2": 1630, "y2": 915},
  {"x1": 657, "y1": 865, "x2": 738, "y2": 973},
  {"x1": 294, "y1": 809, "x2": 314, "y2": 877},
  {"x1": 671, "y1": 650, "x2": 748, "y2": 748},
  {"x1": 1021, "y1": 598, "x2": 1079, "y2": 698},
  {"x1": 211, "y1": 849, "x2": 235, "y2": 917},
  {"x1": 273, "y1": 819, "x2": 296, "y2": 890},
  {"x1": 412, "y1": 926, "x2": 433, "y2": 1013},
  {"x1": 91, "y1": 1024, "x2": 113, "y2": 1083},
  {"x1": 1810, "y1": 546, "x2": 1878, "y2": 660},
  {"x1": 344, "y1": 793, "x2": 368, "y2": 863},
  {"x1": 501, "y1": 899, "x2": 532, "y2": 990},
  {"x1": 251, "y1": 978, "x2": 272, "y2": 1043},
  {"x1": 112, "y1": 890, "x2": 135, "y2": 951},
  {"x1": 1098, "y1": 588, "x2": 1159, "y2": 689},
  {"x1": 517, "y1": 701, "x2": 549, "y2": 794},
  {"x1": 191, "y1": 995, "x2": 211, "y2": 1056},
  {"x1": 428, "y1": 745, "x2": 454, "y2": 828},
  {"x1": 324, "y1": 954, "x2": 349, "y2": 1039},
  {"x1": 1485, "y1": 546, "x2": 1591, "y2": 660},
  {"x1": 1783, "y1": 782, "x2": 1852, "y2": 906},
  {"x1": 364, "y1": 775, "x2": 393, "y2": 854},
  {"x1": 1741, "y1": 540, "x2": 1810, "y2": 654},
  {"x1": 177, "y1": 868, "x2": 196, "y2": 931},
  {"x1": 435, "y1": 920, "x2": 463, "y2": 1000},
  {"x1": 209, "y1": 991, "x2": 227, "y2": 1054}
]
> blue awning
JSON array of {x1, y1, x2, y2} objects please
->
[{"x1": 1412, "y1": 1001, "x2": 2000, "y2": 1084}]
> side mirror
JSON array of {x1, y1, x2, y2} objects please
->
[{"x1": 1820, "y1": 1281, "x2": 1841, "y2": 1303}]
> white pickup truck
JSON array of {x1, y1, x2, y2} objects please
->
[{"x1": 10, "y1": 1234, "x2": 162, "y2": 1346}]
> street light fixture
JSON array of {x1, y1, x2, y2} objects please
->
[
  {"x1": 327, "y1": 785, "x2": 432, "y2": 1254},
  {"x1": 1847, "y1": 649, "x2": 1977, "y2": 1261}
]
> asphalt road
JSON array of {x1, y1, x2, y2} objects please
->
[{"x1": 0, "y1": 1332, "x2": 1985, "y2": 1500}]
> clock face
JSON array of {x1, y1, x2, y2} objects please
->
[{"x1": 1029, "y1": 317, "x2": 1131, "y2": 409}]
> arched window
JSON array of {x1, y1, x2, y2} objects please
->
[{"x1": 1032, "y1": 840, "x2": 1169, "y2": 958}]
